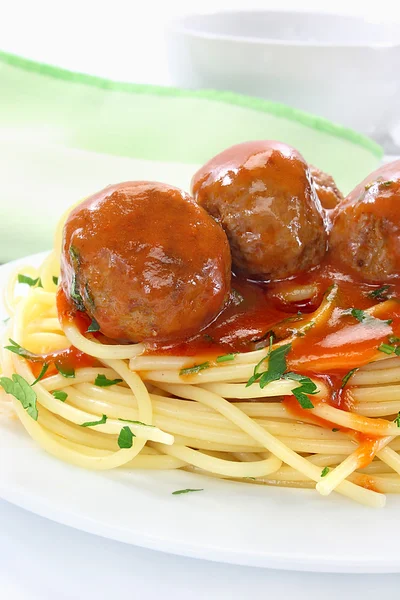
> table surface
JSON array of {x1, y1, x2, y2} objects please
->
[
  {"x1": 2, "y1": 1, "x2": 400, "y2": 597},
  {"x1": 2, "y1": 497, "x2": 400, "y2": 600}
]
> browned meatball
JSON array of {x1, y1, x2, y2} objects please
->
[
  {"x1": 191, "y1": 141, "x2": 327, "y2": 281},
  {"x1": 310, "y1": 165, "x2": 343, "y2": 210},
  {"x1": 61, "y1": 182, "x2": 231, "y2": 343},
  {"x1": 330, "y1": 161, "x2": 400, "y2": 282}
]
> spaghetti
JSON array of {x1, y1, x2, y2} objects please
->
[
  {"x1": 3, "y1": 237, "x2": 400, "y2": 507},
  {"x1": 2, "y1": 150, "x2": 400, "y2": 508}
]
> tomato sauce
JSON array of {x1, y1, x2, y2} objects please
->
[
  {"x1": 27, "y1": 289, "x2": 99, "y2": 379},
  {"x1": 54, "y1": 257, "x2": 400, "y2": 471}
]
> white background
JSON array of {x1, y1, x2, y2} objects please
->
[{"x1": 1, "y1": 1, "x2": 400, "y2": 597}]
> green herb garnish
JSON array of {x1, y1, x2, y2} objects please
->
[
  {"x1": 69, "y1": 246, "x2": 80, "y2": 264},
  {"x1": 87, "y1": 318, "x2": 100, "y2": 333},
  {"x1": 395, "y1": 413, "x2": 400, "y2": 428},
  {"x1": 245, "y1": 335, "x2": 275, "y2": 387},
  {"x1": 368, "y1": 285, "x2": 391, "y2": 301},
  {"x1": 70, "y1": 274, "x2": 85, "y2": 311},
  {"x1": 4, "y1": 339, "x2": 40, "y2": 361},
  {"x1": 0, "y1": 374, "x2": 38, "y2": 420},
  {"x1": 52, "y1": 276, "x2": 59, "y2": 285},
  {"x1": 341, "y1": 368, "x2": 359, "y2": 388},
  {"x1": 17, "y1": 274, "x2": 42, "y2": 287},
  {"x1": 216, "y1": 353, "x2": 236, "y2": 363},
  {"x1": 52, "y1": 390, "x2": 68, "y2": 402},
  {"x1": 382, "y1": 180, "x2": 394, "y2": 187},
  {"x1": 55, "y1": 363, "x2": 75, "y2": 378},
  {"x1": 332, "y1": 428, "x2": 340, "y2": 432},
  {"x1": 346, "y1": 308, "x2": 392, "y2": 326},
  {"x1": 94, "y1": 374, "x2": 123, "y2": 387},
  {"x1": 321, "y1": 467, "x2": 330, "y2": 478},
  {"x1": 80, "y1": 414, "x2": 107, "y2": 427},
  {"x1": 284, "y1": 372, "x2": 317, "y2": 409},
  {"x1": 172, "y1": 488, "x2": 203, "y2": 495},
  {"x1": 351, "y1": 308, "x2": 367, "y2": 322},
  {"x1": 31, "y1": 363, "x2": 49, "y2": 386},
  {"x1": 258, "y1": 344, "x2": 292, "y2": 389},
  {"x1": 180, "y1": 362, "x2": 210, "y2": 376},
  {"x1": 378, "y1": 343, "x2": 396, "y2": 355},
  {"x1": 118, "y1": 426, "x2": 135, "y2": 448},
  {"x1": 246, "y1": 341, "x2": 317, "y2": 408},
  {"x1": 118, "y1": 418, "x2": 155, "y2": 428}
]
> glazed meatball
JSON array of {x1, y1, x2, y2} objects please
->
[
  {"x1": 61, "y1": 182, "x2": 231, "y2": 343},
  {"x1": 309, "y1": 165, "x2": 343, "y2": 210},
  {"x1": 330, "y1": 161, "x2": 400, "y2": 282},
  {"x1": 191, "y1": 141, "x2": 327, "y2": 281}
]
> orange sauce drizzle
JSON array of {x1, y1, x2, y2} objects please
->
[{"x1": 41, "y1": 260, "x2": 400, "y2": 474}]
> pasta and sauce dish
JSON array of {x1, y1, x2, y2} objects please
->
[{"x1": 2, "y1": 140, "x2": 400, "y2": 508}]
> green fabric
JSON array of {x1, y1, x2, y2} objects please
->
[{"x1": 0, "y1": 50, "x2": 382, "y2": 262}]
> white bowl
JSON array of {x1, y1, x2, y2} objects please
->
[{"x1": 167, "y1": 10, "x2": 400, "y2": 149}]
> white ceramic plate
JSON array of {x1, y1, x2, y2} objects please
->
[{"x1": 1, "y1": 253, "x2": 400, "y2": 574}]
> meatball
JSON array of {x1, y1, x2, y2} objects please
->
[
  {"x1": 309, "y1": 165, "x2": 343, "y2": 210},
  {"x1": 330, "y1": 161, "x2": 400, "y2": 282},
  {"x1": 191, "y1": 141, "x2": 327, "y2": 281},
  {"x1": 61, "y1": 182, "x2": 231, "y2": 343}
]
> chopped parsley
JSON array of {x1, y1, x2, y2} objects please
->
[
  {"x1": 245, "y1": 335, "x2": 276, "y2": 387},
  {"x1": 284, "y1": 373, "x2": 318, "y2": 408},
  {"x1": 321, "y1": 467, "x2": 330, "y2": 478},
  {"x1": 94, "y1": 374, "x2": 123, "y2": 387},
  {"x1": 118, "y1": 426, "x2": 135, "y2": 448},
  {"x1": 345, "y1": 308, "x2": 392, "y2": 326},
  {"x1": 31, "y1": 363, "x2": 49, "y2": 386},
  {"x1": 52, "y1": 390, "x2": 68, "y2": 402},
  {"x1": 70, "y1": 273, "x2": 85, "y2": 311},
  {"x1": 246, "y1": 341, "x2": 317, "y2": 409},
  {"x1": 56, "y1": 363, "x2": 75, "y2": 378},
  {"x1": 341, "y1": 368, "x2": 358, "y2": 388},
  {"x1": 4, "y1": 339, "x2": 40, "y2": 361},
  {"x1": 368, "y1": 285, "x2": 391, "y2": 302},
  {"x1": 216, "y1": 353, "x2": 236, "y2": 363},
  {"x1": 377, "y1": 336, "x2": 400, "y2": 356},
  {"x1": 395, "y1": 413, "x2": 400, "y2": 428},
  {"x1": 378, "y1": 343, "x2": 396, "y2": 355},
  {"x1": 0, "y1": 374, "x2": 38, "y2": 420},
  {"x1": 258, "y1": 344, "x2": 292, "y2": 389},
  {"x1": 172, "y1": 488, "x2": 203, "y2": 495},
  {"x1": 52, "y1": 276, "x2": 59, "y2": 286},
  {"x1": 69, "y1": 246, "x2": 80, "y2": 264},
  {"x1": 382, "y1": 180, "x2": 394, "y2": 187},
  {"x1": 332, "y1": 428, "x2": 340, "y2": 432},
  {"x1": 118, "y1": 418, "x2": 155, "y2": 428},
  {"x1": 80, "y1": 414, "x2": 107, "y2": 427},
  {"x1": 87, "y1": 318, "x2": 100, "y2": 333},
  {"x1": 180, "y1": 362, "x2": 210, "y2": 376},
  {"x1": 17, "y1": 274, "x2": 42, "y2": 287},
  {"x1": 69, "y1": 246, "x2": 85, "y2": 311}
]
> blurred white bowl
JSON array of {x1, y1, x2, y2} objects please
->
[{"x1": 167, "y1": 10, "x2": 400, "y2": 149}]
